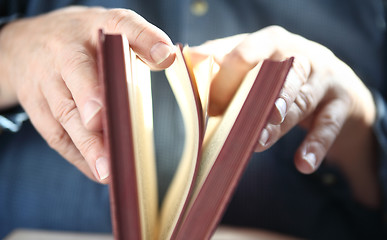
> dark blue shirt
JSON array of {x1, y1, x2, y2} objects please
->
[{"x1": 0, "y1": 0, "x2": 386, "y2": 239}]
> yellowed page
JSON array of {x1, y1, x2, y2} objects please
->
[
  {"x1": 185, "y1": 62, "x2": 263, "y2": 214},
  {"x1": 157, "y1": 46, "x2": 203, "y2": 240},
  {"x1": 182, "y1": 48, "x2": 214, "y2": 120},
  {"x1": 123, "y1": 38, "x2": 158, "y2": 240}
]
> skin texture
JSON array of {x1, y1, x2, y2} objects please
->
[
  {"x1": 0, "y1": 6, "x2": 176, "y2": 184},
  {"x1": 190, "y1": 26, "x2": 379, "y2": 208},
  {"x1": 0, "y1": 7, "x2": 380, "y2": 209}
]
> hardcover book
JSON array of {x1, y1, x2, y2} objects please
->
[{"x1": 97, "y1": 30, "x2": 293, "y2": 240}]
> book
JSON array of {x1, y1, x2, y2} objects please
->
[
  {"x1": 97, "y1": 30, "x2": 293, "y2": 240},
  {"x1": 5, "y1": 226, "x2": 299, "y2": 240}
]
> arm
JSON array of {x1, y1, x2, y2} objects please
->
[{"x1": 0, "y1": 6, "x2": 176, "y2": 183}]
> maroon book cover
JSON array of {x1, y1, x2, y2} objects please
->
[
  {"x1": 97, "y1": 29, "x2": 293, "y2": 240},
  {"x1": 97, "y1": 30, "x2": 141, "y2": 240},
  {"x1": 173, "y1": 58, "x2": 293, "y2": 239}
]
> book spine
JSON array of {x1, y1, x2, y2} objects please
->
[{"x1": 98, "y1": 31, "x2": 142, "y2": 240}]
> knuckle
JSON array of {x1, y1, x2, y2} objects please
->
[
  {"x1": 266, "y1": 124, "x2": 280, "y2": 143},
  {"x1": 132, "y1": 24, "x2": 150, "y2": 46},
  {"x1": 105, "y1": 9, "x2": 137, "y2": 32},
  {"x1": 280, "y1": 90, "x2": 293, "y2": 105},
  {"x1": 318, "y1": 112, "x2": 342, "y2": 137},
  {"x1": 104, "y1": 9, "x2": 150, "y2": 45},
  {"x1": 308, "y1": 111, "x2": 343, "y2": 152},
  {"x1": 70, "y1": 156, "x2": 85, "y2": 168},
  {"x1": 106, "y1": 9, "x2": 128, "y2": 31},
  {"x1": 53, "y1": 98, "x2": 78, "y2": 126},
  {"x1": 308, "y1": 129, "x2": 333, "y2": 153},
  {"x1": 295, "y1": 85, "x2": 315, "y2": 114},
  {"x1": 60, "y1": 47, "x2": 93, "y2": 78},
  {"x1": 310, "y1": 42, "x2": 335, "y2": 61},
  {"x1": 257, "y1": 25, "x2": 288, "y2": 55},
  {"x1": 266, "y1": 25, "x2": 286, "y2": 35},
  {"x1": 46, "y1": 127, "x2": 69, "y2": 149},
  {"x1": 291, "y1": 57, "x2": 310, "y2": 83},
  {"x1": 77, "y1": 135, "x2": 100, "y2": 162},
  {"x1": 263, "y1": 25, "x2": 288, "y2": 41},
  {"x1": 311, "y1": 137, "x2": 330, "y2": 154}
]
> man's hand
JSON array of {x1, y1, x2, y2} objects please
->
[
  {"x1": 190, "y1": 26, "x2": 380, "y2": 208},
  {"x1": 0, "y1": 6, "x2": 176, "y2": 183}
]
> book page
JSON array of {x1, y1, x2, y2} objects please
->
[
  {"x1": 123, "y1": 38, "x2": 158, "y2": 240},
  {"x1": 188, "y1": 62, "x2": 262, "y2": 211},
  {"x1": 182, "y1": 48, "x2": 215, "y2": 121},
  {"x1": 158, "y1": 46, "x2": 205, "y2": 240}
]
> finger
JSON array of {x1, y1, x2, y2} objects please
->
[
  {"x1": 294, "y1": 99, "x2": 349, "y2": 174},
  {"x1": 255, "y1": 75, "x2": 324, "y2": 152},
  {"x1": 267, "y1": 56, "x2": 310, "y2": 125},
  {"x1": 183, "y1": 49, "x2": 213, "y2": 67},
  {"x1": 58, "y1": 44, "x2": 103, "y2": 131},
  {"x1": 189, "y1": 33, "x2": 248, "y2": 62},
  {"x1": 255, "y1": 123, "x2": 279, "y2": 151},
  {"x1": 20, "y1": 87, "x2": 96, "y2": 181},
  {"x1": 102, "y1": 9, "x2": 175, "y2": 69},
  {"x1": 41, "y1": 76, "x2": 109, "y2": 184},
  {"x1": 208, "y1": 29, "x2": 280, "y2": 116}
]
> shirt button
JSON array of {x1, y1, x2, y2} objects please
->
[
  {"x1": 190, "y1": 0, "x2": 209, "y2": 16},
  {"x1": 321, "y1": 173, "x2": 336, "y2": 186}
]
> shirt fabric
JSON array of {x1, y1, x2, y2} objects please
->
[{"x1": 0, "y1": 0, "x2": 386, "y2": 239}]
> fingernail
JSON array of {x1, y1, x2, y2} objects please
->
[
  {"x1": 303, "y1": 152, "x2": 316, "y2": 170},
  {"x1": 96, "y1": 157, "x2": 109, "y2": 180},
  {"x1": 259, "y1": 128, "x2": 269, "y2": 146},
  {"x1": 84, "y1": 100, "x2": 102, "y2": 126},
  {"x1": 275, "y1": 98, "x2": 286, "y2": 123},
  {"x1": 150, "y1": 42, "x2": 172, "y2": 65}
]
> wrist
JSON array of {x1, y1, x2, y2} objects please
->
[
  {"x1": 327, "y1": 65, "x2": 380, "y2": 208},
  {"x1": 0, "y1": 19, "x2": 21, "y2": 110}
]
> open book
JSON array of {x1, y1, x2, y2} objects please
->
[{"x1": 97, "y1": 30, "x2": 293, "y2": 240}]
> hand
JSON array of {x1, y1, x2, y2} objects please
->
[
  {"x1": 0, "y1": 6, "x2": 176, "y2": 183},
  {"x1": 190, "y1": 26, "x2": 380, "y2": 208}
]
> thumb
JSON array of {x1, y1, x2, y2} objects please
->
[
  {"x1": 207, "y1": 30, "x2": 278, "y2": 116},
  {"x1": 102, "y1": 9, "x2": 176, "y2": 70}
]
